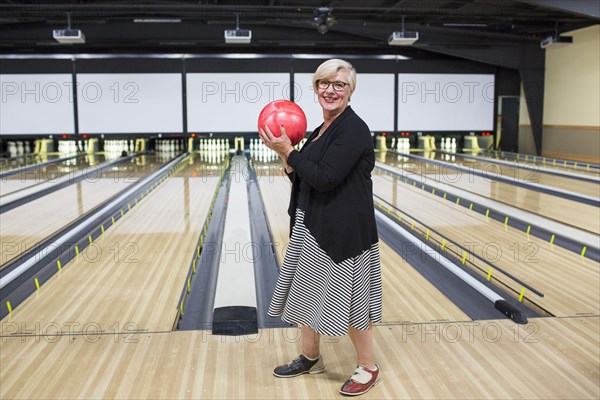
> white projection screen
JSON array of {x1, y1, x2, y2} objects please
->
[
  {"x1": 77, "y1": 73, "x2": 183, "y2": 133},
  {"x1": 187, "y1": 73, "x2": 290, "y2": 132},
  {"x1": 294, "y1": 73, "x2": 394, "y2": 133},
  {"x1": 0, "y1": 74, "x2": 75, "y2": 135},
  {"x1": 397, "y1": 73, "x2": 495, "y2": 131}
]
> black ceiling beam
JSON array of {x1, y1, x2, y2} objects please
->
[{"x1": 515, "y1": 0, "x2": 600, "y2": 21}]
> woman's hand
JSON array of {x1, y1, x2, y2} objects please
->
[
  {"x1": 258, "y1": 124, "x2": 295, "y2": 158},
  {"x1": 259, "y1": 124, "x2": 295, "y2": 173}
]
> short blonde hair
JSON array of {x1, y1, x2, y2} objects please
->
[{"x1": 312, "y1": 59, "x2": 356, "y2": 92}]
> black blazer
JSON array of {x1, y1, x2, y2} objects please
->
[{"x1": 286, "y1": 106, "x2": 379, "y2": 263}]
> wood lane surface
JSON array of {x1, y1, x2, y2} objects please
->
[
  {"x1": 382, "y1": 152, "x2": 600, "y2": 235},
  {"x1": 0, "y1": 154, "x2": 107, "y2": 197},
  {"x1": 255, "y1": 160, "x2": 469, "y2": 324},
  {"x1": 442, "y1": 153, "x2": 600, "y2": 198},
  {"x1": 373, "y1": 173, "x2": 600, "y2": 317},
  {"x1": 0, "y1": 155, "x2": 172, "y2": 267},
  {"x1": 0, "y1": 316, "x2": 597, "y2": 399},
  {"x1": 476, "y1": 152, "x2": 600, "y2": 177},
  {"x1": 0, "y1": 153, "x2": 62, "y2": 173},
  {"x1": 0, "y1": 154, "x2": 220, "y2": 333}
]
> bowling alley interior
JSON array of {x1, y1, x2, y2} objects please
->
[{"x1": 0, "y1": 1, "x2": 598, "y2": 399}]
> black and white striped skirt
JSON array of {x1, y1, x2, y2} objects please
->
[{"x1": 268, "y1": 209, "x2": 382, "y2": 336}]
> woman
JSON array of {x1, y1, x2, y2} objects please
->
[{"x1": 259, "y1": 59, "x2": 382, "y2": 396}]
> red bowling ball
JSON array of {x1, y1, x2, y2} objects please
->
[{"x1": 257, "y1": 100, "x2": 307, "y2": 146}]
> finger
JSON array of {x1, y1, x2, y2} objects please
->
[
  {"x1": 263, "y1": 124, "x2": 276, "y2": 141},
  {"x1": 279, "y1": 124, "x2": 291, "y2": 144}
]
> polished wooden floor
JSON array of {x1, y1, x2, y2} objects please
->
[
  {"x1": 382, "y1": 152, "x2": 600, "y2": 235},
  {"x1": 372, "y1": 173, "x2": 599, "y2": 317},
  {"x1": 1, "y1": 151, "x2": 598, "y2": 399},
  {"x1": 1, "y1": 317, "x2": 597, "y2": 399}
]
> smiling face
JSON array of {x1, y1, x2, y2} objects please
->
[{"x1": 316, "y1": 69, "x2": 353, "y2": 119}]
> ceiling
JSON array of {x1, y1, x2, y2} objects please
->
[{"x1": 1, "y1": 0, "x2": 598, "y2": 56}]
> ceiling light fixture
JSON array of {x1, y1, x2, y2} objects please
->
[
  {"x1": 312, "y1": 7, "x2": 336, "y2": 34},
  {"x1": 53, "y1": 12, "x2": 85, "y2": 44},
  {"x1": 134, "y1": 18, "x2": 182, "y2": 23},
  {"x1": 388, "y1": 15, "x2": 418, "y2": 46},
  {"x1": 443, "y1": 23, "x2": 488, "y2": 27},
  {"x1": 540, "y1": 21, "x2": 572, "y2": 49},
  {"x1": 224, "y1": 13, "x2": 251, "y2": 44}
]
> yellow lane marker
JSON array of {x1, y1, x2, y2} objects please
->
[
  {"x1": 35, "y1": 278, "x2": 40, "y2": 290},
  {"x1": 425, "y1": 230, "x2": 430, "y2": 240},
  {"x1": 550, "y1": 234, "x2": 555, "y2": 244},
  {"x1": 6, "y1": 301, "x2": 12, "y2": 314},
  {"x1": 526, "y1": 226, "x2": 531, "y2": 235},
  {"x1": 487, "y1": 267, "x2": 493, "y2": 281},
  {"x1": 75, "y1": 246, "x2": 79, "y2": 256},
  {"x1": 57, "y1": 260, "x2": 62, "y2": 271},
  {"x1": 485, "y1": 209, "x2": 489, "y2": 218},
  {"x1": 411, "y1": 221, "x2": 415, "y2": 231},
  {"x1": 461, "y1": 251, "x2": 467, "y2": 265},
  {"x1": 88, "y1": 235, "x2": 93, "y2": 244},
  {"x1": 581, "y1": 246, "x2": 587, "y2": 258},
  {"x1": 442, "y1": 239, "x2": 446, "y2": 251},
  {"x1": 456, "y1": 198, "x2": 460, "y2": 205},
  {"x1": 519, "y1": 288, "x2": 525, "y2": 302},
  {"x1": 504, "y1": 216, "x2": 509, "y2": 226},
  {"x1": 101, "y1": 225, "x2": 105, "y2": 235},
  {"x1": 443, "y1": 193, "x2": 447, "y2": 200},
  {"x1": 111, "y1": 216, "x2": 115, "y2": 225},
  {"x1": 469, "y1": 203, "x2": 473, "y2": 211}
]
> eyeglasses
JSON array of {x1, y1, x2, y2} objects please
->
[{"x1": 317, "y1": 80, "x2": 349, "y2": 92}]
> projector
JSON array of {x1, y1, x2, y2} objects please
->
[
  {"x1": 388, "y1": 31, "x2": 419, "y2": 46},
  {"x1": 53, "y1": 29, "x2": 85, "y2": 44},
  {"x1": 224, "y1": 29, "x2": 252, "y2": 44},
  {"x1": 540, "y1": 35, "x2": 573, "y2": 49}
]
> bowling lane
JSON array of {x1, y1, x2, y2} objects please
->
[
  {"x1": 255, "y1": 159, "x2": 470, "y2": 324},
  {"x1": 0, "y1": 153, "x2": 62, "y2": 171},
  {"x1": 1, "y1": 154, "x2": 108, "y2": 197},
  {"x1": 0, "y1": 153, "x2": 221, "y2": 333},
  {"x1": 0, "y1": 154, "x2": 173, "y2": 267},
  {"x1": 373, "y1": 172, "x2": 600, "y2": 317},
  {"x1": 395, "y1": 151, "x2": 599, "y2": 198},
  {"x1": 254, "y1": 162, "x2": 291, "y2": 265},
  {"x1": 380, "y1": 151, "x2": 600, "y2": 235},
  {"x1": 476, "y1": 150, "x2": 600, "y2": 177}
]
